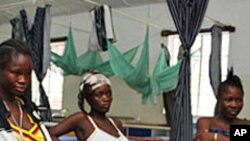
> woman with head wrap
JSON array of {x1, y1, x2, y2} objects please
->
[
  {"x1": 49, "y1": 71, "x2": 128, "y2": 141},
  {"x1": 194, "y1": 68, "x2": 250, "y2": 141}
]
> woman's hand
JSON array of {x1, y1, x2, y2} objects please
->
[
  {"x1": 194, "y1": 131, "x2": 229, "y2": 141},
  {"x1": 194, "y1": 130, "x2": 214, "y2": 141}
]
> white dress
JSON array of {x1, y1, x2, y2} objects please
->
[{"x1": 86, "y1": 116, "x2": 129, "y2": 141}]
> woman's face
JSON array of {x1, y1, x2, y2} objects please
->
[
  {"x1": 0, "y1": 53, "x2": 32, "y2": 96},
  {"x1": 219, "y1": 86, "x2": 243, "y2": 119},
  {"x1": 87, "y1": 84, "x2": 113, "y2": 113}
]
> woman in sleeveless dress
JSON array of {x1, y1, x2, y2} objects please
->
[
  {"x1": 49, "y1": 71, "x2": 129, "y2": 141},
  {"x1": 194, "y1": 68, "x2": 250, "y2": 141}
]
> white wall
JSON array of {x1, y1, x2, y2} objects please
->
[
  {"x1": 0, "y1": 0, "x2": 250, "y2": 123},
  {"x1": 205, "y1": 0, "x2": 250, "y2": 119},
  {"x1": 52, "y1": 3, "x2": 169, "y2": 124}
]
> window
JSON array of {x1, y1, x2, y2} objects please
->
[
  {"x1": 166, "y1": 31, "x2": 230, "y2": 117},
  {"x1": 32, "y1": 40, "x2": 66, "y2": 110}
]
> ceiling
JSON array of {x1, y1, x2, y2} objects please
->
[{"x1": 0, "y1": 0, "x2": 165, "y2": 25}]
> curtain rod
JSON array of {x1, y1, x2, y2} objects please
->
[
  {"x1": 161, "y1": 25, "x2": 235, "y2": 37},
  {"x1": 51, "y1": 36, "x2": 67, "y2": 43}
]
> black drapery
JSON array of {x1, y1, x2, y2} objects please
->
[
  {"x1": 10, "y1": 17, "x2": 25, "y2": 41},
  {"x1": 209, "y1": 25, "x2": 223, "y2": 116},
  {"x1": 165, "y1": 0, "x2": 209, "y2": 141},
  {"x1": 162, "y1": 43, "x2": 184, "y2": 126},
  {"x1": 21, "y1": 5, "x2": 52, "y2": 121},
  {"x1": 88, "y1": 4, "x2": 116, "y2": 51},
  {"x1": 161, "y1": 43, "x2": 173, "y2": 125}
]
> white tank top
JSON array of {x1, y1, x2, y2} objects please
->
[{"x1": 86, "y1": 116, "x2": 129, "y2": 141}]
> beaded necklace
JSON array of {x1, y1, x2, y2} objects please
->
[{"x1": 3, "y1": 100, "x2": 24, "y2": 141}]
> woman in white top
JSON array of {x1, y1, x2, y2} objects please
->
[{"x1": 49, "y1": 71, "x2": 128, "y2": 141}]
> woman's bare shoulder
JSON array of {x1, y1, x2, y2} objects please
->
[
  {"x1": 236, "y1": 118, "x2": 250, "y2": 125},
  {"x1": 58, "y1": 112, "x2": 88, "y2": 126},
  {"x1": 196, "y1": 117, "x2": 214, "y2": 132},
  {"x1": 112, "y1": 118, "x2": 123, "y2": 127},
  {"x1": 197, "y1": 117, "x2": 213, "y2": 124},
  {"x1": 71, "y1": 111, "x2": 87, "y2": 118}
]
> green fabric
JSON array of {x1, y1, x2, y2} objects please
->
[
  {"x1": 154, "y1": 48, "x2": 182, "y2": 92},
  {"x1": 107, "y1": 28, "x2": 150, "y2": 99},
  {"x1": 51, "y1": 26, "x2": 140, "y2": 76},
  {"x1": 51, "y1": 26, "x2": 181, "y2": 104},
  {"x1": 107, "y1": 27, "x2": 181, "y2": 103},
  {"x1": 76, "y1": 51, "x2": 103, "y2": 74},
  {"x1": 51, "y1": 26, "x2": 79, "y2": 75},
  {"x1": 94, "y1": 45, "x2": 140, "y2": 77}
]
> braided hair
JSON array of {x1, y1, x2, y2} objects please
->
[
  {"x1": 0, "y1": 39, "x2": 32, "y2": 69},
  {"x1": 217, "y1": 67, "x2": 244, "y2": 99},
  {"x1": 78, "y1": 82, "x2": 92, "y2": 114}
]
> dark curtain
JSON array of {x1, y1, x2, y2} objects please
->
[
  {"x1": 209, "y1": 25, "x2": 222, "y2": 116},
  {"x1": 163, "y1": 90, "x2": 175, "y2": 126},
  {"x1": 89, "y1": 5, "x2": 116, "y2": 51},
  {"x1": 163, "y1": 45, "x2": 185, "y2": 125},
  {"x1": 21, "y1": 5, "x2": 52, "y2": 121},
  {"x1": 10, "y1": 16, "x2": 25, "y2": 41},
  {"x1": 165, "y1": 0, "x2": 209, "y2": 141},
  {"x1": 161, "y1": 43, "x2": 172, "y2": 125}
]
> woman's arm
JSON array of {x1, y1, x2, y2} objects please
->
[
  {"x1": 195, "y1": 117, "x2": 229, "y2": 141},
  {"x1": 50, "y1": 135, "x2": 59, "y2": 141},
  {"x1": 49, "y1": 112, "x2": 84, "y2": 140},
  {"x1": 195, "y1": 117, "x2": 213, "y2": 141}
]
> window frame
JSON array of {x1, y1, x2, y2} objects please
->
[
  {"x1": 31, "y1": 37, "x2": 67, "y2": 110},
  {"x1": 166, "y1": 31, "x2": 230, "y2": 118}
]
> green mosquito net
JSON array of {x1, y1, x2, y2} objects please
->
[
  {"x1": 50, "y1": 26, "x2": 139, "y2": 76},
  {"x1": 51, "y1": 26, "x2": 181, "y2": 104},
  {"x1": 107, "y1": 27, "x2": 181, "y2": 103}
]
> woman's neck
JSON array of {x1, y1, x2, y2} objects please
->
[
  {"x1": 217, "y1": 114, "x2": 236, "y2": 125},
  {"x1": 89, "y1": 111, "x2": 107, "y2": 119},
  {"x1": 0, "y1": 91, "x2": 16, "y2": 102}
]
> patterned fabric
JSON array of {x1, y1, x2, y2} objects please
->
[
  {"x1": 80, "y1": 72, "x2": 111, "y2": 92},
  {"x1": 8, "y1": 114, "x2": 45, "y2": 141},
  {"x1": 0, "y1": 96, "x2": 52, "y2": 141},
  {"x1": 209, "y1": 128, "x2": 230, "y2": 137},
  {"x1": 88, "y1": 4, "x2": 116, "y2": 51}
]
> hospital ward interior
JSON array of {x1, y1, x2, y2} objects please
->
[{"x1": 0, "y1": 0, "x2": 249, "y2": 141}]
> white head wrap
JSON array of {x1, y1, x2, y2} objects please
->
[{"x1": 79, "y1": 72, "x2": 111, "y2": 92}]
